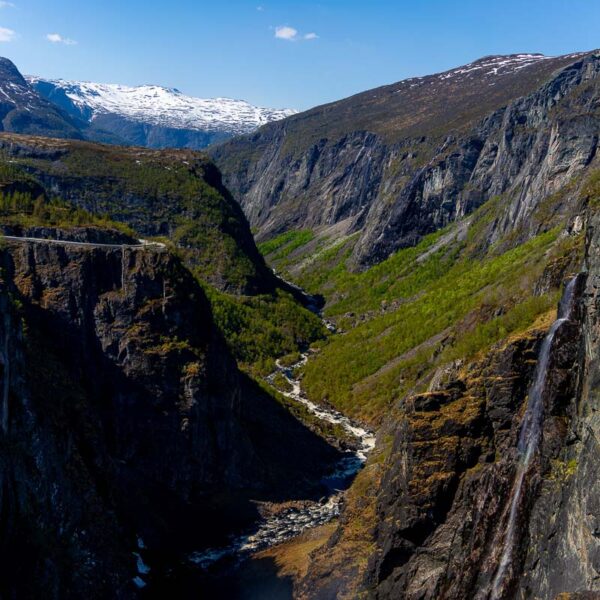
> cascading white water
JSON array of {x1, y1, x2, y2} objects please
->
[
  {"x1": 490, "y1": 277, "x2": 577, "y2": 599},
  {"x1": 189, "y1": 349, "x2": 375, "y2": 570},
  {"x1": 188, "y1": 279, "x2": 375, "y2": 570}
]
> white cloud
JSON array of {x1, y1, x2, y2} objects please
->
[
  {"x1": 46, "y1": 32, "x2": 77, "y2": 45},
  {"x1": 0, "y1": 2, "x2": 15, "y2": 8},
  {"x1": 256, "y1": 5, "x2": 264, "y2": 11},
  {"x1": 275, "y1": 25, "x2": 298, "y2": 41},
  {"x1": 274, "y1": 25, "x2": 318, "y2": 42},
  {"x1": 0, "y1": 26, "x2": 15, "y2": 42}
]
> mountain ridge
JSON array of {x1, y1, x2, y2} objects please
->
[
  {"x1": 210, "y1": 49, "x2": 600, "y2": 268},
  {"x1": 27, "y1": 76, "x2": 297, "y2": 132},
  {"x1": 28, "y1": 75, "x2": 297, "y2": 149},
  {"x1": 0, "y1": 56, "x2": 83, "y2": 140},
  {"x1": 2, "y1": 44, "x2": 600, "y2": 600}
]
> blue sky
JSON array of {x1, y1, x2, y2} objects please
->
[{"x1": 1, "y1": 0, "x2": 599, "y2": 110}]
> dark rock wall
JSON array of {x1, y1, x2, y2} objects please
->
[
  {"x1": 356, "y1": 55, "x2": 600, "y2": 266},
  {"x1": 518, "y1": 213, "x2": 600, "y2": 598},
  {"x1": 365, "y1": 308, "x2": 583, "y2": 600},
  {"x1": 302, "y1": 207, "x2": 600, "y2": 599},
  {"x1": 0, "y1": 240, "x2": 337, "y2": 598}
]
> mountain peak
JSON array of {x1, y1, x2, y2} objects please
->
[
  {"x1": 28, "y1": 76, "x2": 297, "y2": 141},
  {"x1": 0, "y1": 56, "x2": 29, "y2": 87},
  {"x1": 0, "y1": 57, "x2": 82, "y2": 140}
]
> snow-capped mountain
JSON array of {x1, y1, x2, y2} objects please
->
[
  {"x1": 0, "y1": 57, "x2": 82, "y2": 140},
  {"x1": 28, "y1": 77, "x2": 296, "y2": 149}
]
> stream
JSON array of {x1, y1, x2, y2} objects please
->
[{"x1": 189, "y1": 346, "x2": 376, "y2": 570}]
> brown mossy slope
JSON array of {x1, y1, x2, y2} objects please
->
[{"x1": 301, "y1": 306, "x2": 583, "y2": 599}]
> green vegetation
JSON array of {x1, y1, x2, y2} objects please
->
[
  {"x1": 549, "y1": 457, "x2": 579, "y2": 481},
  {"x1": 300, "y1": 227, "x2": 576, "y2": 423},
  {"x1": 0, "y1": 191, "x2": 136, "y2": 236},
  {"x1": 583, "y1": 169, "x2": 600, "y2": 207},
  {"x1": 275, "y1": 181, "x2": 587, "y2": 425},
  {"x1": 278, "y1": 351, "x2": 303, "y2": 367},
  {"x1": 174, "y1": 217, "x2": 262, "y2": 294},
  {"x1": 145, "y1": 335, "x2": 197, "y2": 357},
  {"x1": 1, "y1": 133, "x2": 589, "y2": 439},
  {"x1": 0, "y1": 144, "x2": 327, "y2": 381},
  {"x1": 301, "y1": 227, "x2": 452, "y2": 315},
  {"x1": 251, "y1": 375, "x2": 354, "y2": 445},
  {"x1": 258, "y1": 230, "x2": 315, "y2": 260},
  {"x1": 270, "y1": 371, "x2": 293, "y2": 393},
  {"x1": 203, "y1": 285, "x2": 325, "y2": 376},
  {"x1": 0, "y1": 140, "x2": 271, "y2": 293},
  {"x1": 234, "y1": 163, "x2": 591, "y2": 427}
]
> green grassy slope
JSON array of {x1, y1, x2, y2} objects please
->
[
  {"x1": 0, "y1": 134, "x2": 326, "y2": 377},
  {"x1": 260, "y1": 179, "x2": 590, "y2": 424},
  {"x1": 0, "y1": 135, "x2": 269, "y2": 293}
]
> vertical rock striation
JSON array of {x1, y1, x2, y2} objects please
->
[
  {"x1": 518, "y1": 211, "x2": 600, "y2": 598},
  {"x1": 302, "y1": 202, "x2": 600, "y2": 598},
  {"x1": 213, "y1": 52, "x2": 600, "y2": 270},
  {"x1": 0, "y1": 237, "x2": 338, "y2": 598}
]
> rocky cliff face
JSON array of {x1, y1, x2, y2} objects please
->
[
  {"x1": 355, "y1": 53, "x2": 600, "y2": 267},
  {"x1": 0, "y1": 237, "x2": 337, "y2": 598},
  {"x1": 0, "y1": 134, "x2": 279, "y2": 294},
  {"x1": 366, "y1": 303, "x2": 584, "y2": 600},
  {"x1": 300, "y1": 202, "x2": 600, "y2": 598},
  {"x1": 517, "y1": 211, "x2": 600, "y2": 598},
  {"x1": 0, "y1": 57, "x2": 83, "y2": 140},
  {"x1": 212, "y1": 52, "x2": 600, "y2": 269}
]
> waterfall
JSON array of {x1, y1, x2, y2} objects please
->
[
  {"x1": 1, "y1": 309, "x2": 10, "y2": 434},
  {"x1": 490, "y1": 277, "x2": 577, "y2": 598},
  {"x1": 121, "y1": 246, "x2": 127, "y2": 293}
]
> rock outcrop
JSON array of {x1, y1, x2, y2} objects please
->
[
  {"x1": 0, "y1": 134, "x2": 280, "y2": 294},
  {"x1": 212, "y1": 52, "x2": 600, "y2": 269},
  {"x1": 0, "y1": 237, "x2": 338, "y2": 598},
  {"x1": 301, "y1": 204, "x2": 600, "y2": 598}
]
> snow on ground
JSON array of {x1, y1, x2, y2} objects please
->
[
  {"x1": 26, "y1": 77, "x2": 297, "y2": 134},
  {"x1": 398, "y1": 52, "x2": 587, "y2": 90}
]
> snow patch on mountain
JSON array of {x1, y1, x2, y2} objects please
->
[
  {"x1": 26, "y1": 77, "x2": 297, "y2": 134},
  {"x1": 401, "y1": 53, "x2": 588, "y2": 89}
]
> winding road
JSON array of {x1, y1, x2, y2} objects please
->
[{"x1": 0, "y1": 235, "x2": 166, "y2": 249}]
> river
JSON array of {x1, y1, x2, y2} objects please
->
[{"x1": 188, "y1": 345, "x2": 375, "y2": 571}]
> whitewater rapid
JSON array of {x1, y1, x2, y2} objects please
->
[{"x1": 190, "y1": 349, "x2": 375, "y2": 570}]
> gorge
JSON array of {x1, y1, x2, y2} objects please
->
[{"x1": 0, "y1": 46, "x2": 599, "y2": 600}]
